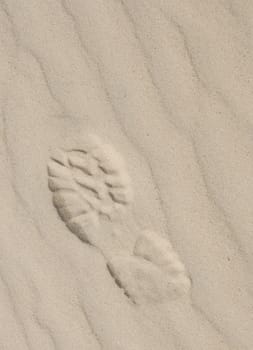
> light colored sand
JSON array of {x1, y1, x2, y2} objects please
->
[{"x1": 1, "y1": 1, "x2": 253, "y2": 349}]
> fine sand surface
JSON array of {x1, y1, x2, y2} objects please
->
[{"x1": 1, "y1": 1, "x2": 253, "y2": 349}]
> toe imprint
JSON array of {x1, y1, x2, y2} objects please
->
[
  {"x1": 134, "y1": 230, "x2": 191, "y2": 297},
  {"x1": 107, "y1": 255, "x2": 169, "y2": 304},
  {"x1": 107, "y1": 230, "x2": 191, "y2": 304}
]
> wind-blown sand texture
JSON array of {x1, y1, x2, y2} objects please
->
[{"x1": 1, "y1": 1, "x2": 253, "y2": 349}]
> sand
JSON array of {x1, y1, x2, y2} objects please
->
[{"x1": 0, "y1": 1, "x2": 253, "y2": 349}]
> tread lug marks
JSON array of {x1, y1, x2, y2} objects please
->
[
  {"x1": 69, "y1": 153, "x2": 98, "y2": 176},
  {"x1": 48, "y1": 135, "x2": 134, "y2": 243},
  {"x1": 50, "y1": 148, "x2": 69, "y2": 166},
  {"x1": 48, "y1": 177, "x2": 75, "y2": 192}
]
